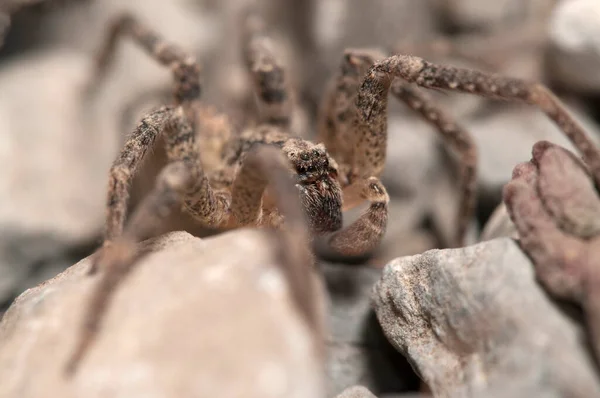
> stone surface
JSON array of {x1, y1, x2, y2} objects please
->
[
  {"x1": 0, "y1": 0, "x2": 220, "y2": 307},
  {"x1": 0, "y1": 230, "x2": 324, "y2": 398},
  {"x1": 335, "y1": 385, "x2": 378, "y2": 398},
  {"x1": 322, "y1": 262, "x2": 419, "y2": 397},
  {"x1": 466, "y1": 103, "x2": 600, "y2": 197},
  {"x1": 479, "y1": 203, "x2": 517, "y2": 242},
  {"x1": 372, "y1": 238, "x2": 600, "y2": 397},
  {"x1": 548, "y1": 0, "x2": 600, "y2": 92},
  {"x1": 431, "y1": 0, "x2": 553, "y2": 32}
]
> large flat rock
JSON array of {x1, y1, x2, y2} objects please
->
[{"x1": 0, "y1": 230, "x2": 324, "y2": 398}]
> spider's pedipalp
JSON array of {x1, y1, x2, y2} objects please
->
[{"x1": 328, "y1": 177, "x2": 389, "y2": 257}]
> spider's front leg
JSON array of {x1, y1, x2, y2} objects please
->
[
  {"x1": 377, "y1": 53, "x2": 600, "y2": 188},
  {"x1": 319, "y1": 49, "x2": 477, "y2": 249},
  {"x1": 67, "y1": 109, "x2": 316, "y2": 375}
]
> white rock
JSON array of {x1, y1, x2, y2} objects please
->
[{"x1": 548, "y1": 0, "x2": 600, "y2": 92}]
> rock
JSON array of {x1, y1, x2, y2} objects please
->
[
  {"x1": 305, "y1": 0, "x2": 437, "y2": 103},
  {"x1": 335, "y1": 385, "x2": 377, "y2": 398},
  {"x1": 0, "y1": 230, "x2": 325, "y2": 398},
  {"x1": 479, "y1": 203, "x2": 518, "y2": 242},
  {"x1": 431, "y1": 0, "x2": 553, "y2": 32},
  {"x1": 548, "y1": 0, "x2": 600, "y2": 93},
  {"x1": 0, "y1": 0, "x2": 223, "y2": 307},
  {"x1": 466, "y1": 102, "x2": 600, "y2": 198},
  {"x1": 322, "y1": 262, "x2": 419, "y2": 396},
  {"x1": 372, "y1": 238, "x2": 600, "y2": 397},
  {"x1": 0, "y1": 50, "x2": 112, "y2": 307}
]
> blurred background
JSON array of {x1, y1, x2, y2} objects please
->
[{"x1": 0, "y1": 0, "x2": 599, "y2": 319}]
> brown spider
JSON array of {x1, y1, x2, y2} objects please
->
[{"x1": 65, "y1": 7, "x2": 600, "y2": 374}]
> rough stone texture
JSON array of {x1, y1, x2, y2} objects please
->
[
  {"x1": 548, "y1": 0, "x2": 600, "y2": 92},
  {"x1": 323, "y1": 262, "x2": 420, "y2": 397},
  {"x1": 372, "y1": 238, "x2": 600, "y2": 398},
  {"x1": 0, "y1": 230, "x2": 324, "y2": 398},
  {"x1": 335, "y1": 385, "x2": 378, "y2": 398}
]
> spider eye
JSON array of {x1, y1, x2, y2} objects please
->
[
  {"x1": 312, "y1": 149, "x2": 320, "y2": 156},
  {"x1": 300, "y1": 152, "x2": 309, "y2": 161}
]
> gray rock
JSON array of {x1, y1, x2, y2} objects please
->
[
  {"x1": 335, "y1": 385, "x2": 377, "y2": 398},
  {"x1": 0, "y1": 230, "x2": 325, "y2": 398},
  {"x1": 372, "y1": 238, "x2": 600, "y2": 397},
  {"x1": 479, "y1": 203, "x2": 518, "y2": 242},
  {"x1": 322, "y1": 262, "x2": 419, "y2": 396},
  {"x1": 467, "y1": 103, "x2": 600, "y2": 197},
  {"x1": 431, "y1": 0, "x2": 553, "y2": 32},
  {"x1": 548, "y1": 0, "x2": 600, "y2": 92}
]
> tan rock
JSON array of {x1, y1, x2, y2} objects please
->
[
  {"x1": 0, "y1": 230, "x2": 325, "y2": 398},
  {"x1": 335, "y1": 385, "x2": 377, "y2": 398}
]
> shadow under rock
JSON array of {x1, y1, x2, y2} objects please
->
[
  {"x1": 322, "y1": 260, "x2": 420, "y2": 396},
  {"x1": 0, "y1": 227, "x2": 100, "y2": 313}
]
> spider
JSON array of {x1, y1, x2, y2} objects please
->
[{"x1": 65, "y1": 7, "x2": 599, "y2": 374}]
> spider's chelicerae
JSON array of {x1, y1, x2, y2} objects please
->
[{"x1": 66, "y1": 9, "x2": 600, "y2": 374}]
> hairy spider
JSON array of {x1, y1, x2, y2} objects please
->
[{"x1": 66, "y1": 7, "x2": 599, "y2": 374}]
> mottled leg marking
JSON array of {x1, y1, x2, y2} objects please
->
[
  {"x1": 322, "y1": 49, "x2": 477, "y2": 246},
  {"x1": 241, "y1": 10, "x2": 292, "y2": 127},
  {"x1": 371, "y1": 54, "x2": 600, "y2": 187},
  {"x1": 90, "y1": 13, "x2": 200, "y2": 107},
  {"x1": 104, "y1": 106, "x2": 173, "y2": 243},
  {"x1": 318, "y1": 49, "x2": 386, "y2": 181},
  {"x1": 328, "y1": 177, "x2": 389, "y2": 257},
  {"x1": 390, "y1": 81, "x2": 477, "y2": 247},
  {"x1": 67, "y1": 145, "x2": 321, "y2": 375}
]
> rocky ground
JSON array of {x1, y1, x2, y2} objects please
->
[{"x1": 1, "y1": 0, "x2": 600, "y2": 397}]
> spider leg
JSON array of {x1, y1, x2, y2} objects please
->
[
  {"x1": 390, "y1": 81, "x2": 476, "y2": 247},
  {"x1": 241, "y1": 9, "x2": 293, "y2": 127},
  {"x1": 88, "y1": 13, "x2": 200, "y2": 109},
  {"x1": 104, "y1": 106, "x2": 173, "y2": 243},
  {"x1": 317, "y1": 48, "x2": 386, "y2": 183},
  {"x1": 232, "y1": 146, "x2": 321, "y2": 335},
  {"x1": 372, "y1": 54, "x2": 600, "y2": 188},
  {"x1": 320, "y1": 48, "x2": 477, "y2": 246},
  {"x1": 68, "y1": 113, "x2": 319, "y2": 374},
  {"x1": 327, "y1": 176, "x2": 389, "y2": 257}
]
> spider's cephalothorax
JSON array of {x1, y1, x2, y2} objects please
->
[{"x1": 67, "y1": 7, "x2": 600, "y2": 375}]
